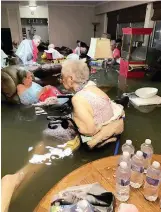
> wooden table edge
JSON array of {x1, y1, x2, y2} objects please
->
[{"x1": 34, "y1": 154, "x2": 161, "y2": 212}]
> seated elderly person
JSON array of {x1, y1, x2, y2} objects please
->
[
  {"x1": 17, "y1": 71, "x2": 62, "y2": 105},
  {"x1": 73, "y1": 40, "x2": 89, "y2": 58},
  {"x1": 15, "y1": 35, "x2": 41, "y2": 65},
  {"x1": 41, "y1": 44, "x2": 64, "y2": 60},
  {"x1": 46, "y1": 60, "x2": 124, "y2": 149},
  {"x1": 110, "y1": 40, "x2": 121, "y2": 64}
]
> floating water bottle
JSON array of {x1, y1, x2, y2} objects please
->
[
  {"x1": 143, "y1": 161, "x2": 161, "y2": 202},
  {"x1": 141, "y1": 139, "x2": 153, "y2": 172},
  {"x1": 130, "y1": 151, "x2": 144, "y2": 188},
  {"x1": 118, "y1": 152, "x2": 131, "y2": 168},
  {"x1": 122, "y1": 140, "x2": 135, "y2": 156},
  {"x1": 116, "y1": 162, "x2": 131, "y2": 202}
]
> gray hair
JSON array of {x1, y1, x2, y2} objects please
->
[
  {"x1": 62, "y1": 60, "x2": 89, "y2": 84},
  {"x1": 33, "y1": 35, "x2": 41, "y2": 41},
  {"x1": 17, "y1": 70, "x2": 28, "y2": 84}
]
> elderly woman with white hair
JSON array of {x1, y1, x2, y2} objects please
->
[
  {"x1": 44, "y1": 43, "x2": 64, "y2": 60},
  {"x1": 59, "y1": 60, "x2": 124, "y2": 149},
  {"x1": 15, "y1": 35, "x2": 41, "y2": 65}
]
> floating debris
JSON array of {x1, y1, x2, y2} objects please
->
[
  {"x1": 28, "y1": 146, "x2": 33, "y2": 152},
  {"x1": 29, "y1": 146, "x2": 72, "y2": 164}
]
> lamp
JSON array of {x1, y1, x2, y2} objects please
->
[
  {"x1": 29, "y1": 6, "x2": 37, "y2": 11},
  {"x1": 87, "y1": 38, "x2": 113, "y2": 59}
]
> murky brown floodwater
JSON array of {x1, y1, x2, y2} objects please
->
[{"x1": 2, "y1": 69, "x2": 161, "y2": 212}]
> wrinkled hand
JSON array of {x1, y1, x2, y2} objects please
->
[
  {"x1": 45, "y1": 85, "x2": 52, "y2": 90},
  {"x1": 42, "y1": 85, "x2": 52, "y2": 92}
]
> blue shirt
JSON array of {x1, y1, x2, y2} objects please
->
[{"x1": 19, "y1": 82, "x2": 42, "y2": 105}]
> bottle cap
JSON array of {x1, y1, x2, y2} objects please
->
[
  {"x1": 152, "y1": 161, "x2": 160, "y2": 169},
  {"x1": 126, "y1": 140, "x2": 132, "y2": 145},
  {"x1": 123, "y1": 151, "x2": 130, "y2": 158},
  {"x1": 136, "y1": 151, "x2": 143, "y2": 157},
  {"x1": 120, "y1": 162, "x2": 127, "y2": 169},
  {"x1": 145, "y1": 139, "x2": 151, "y2": 145}
]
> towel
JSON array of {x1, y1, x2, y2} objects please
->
[{"x1": 129, "y1": 95, "x2": 161, "y2": 106}]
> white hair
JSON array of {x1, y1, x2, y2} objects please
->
[
  {"x1": 48, "y1": 44, "x2": 55, "y2": 49},
  {"x1": 33, "y1": 35, "x2": 41, "y2": 41},
  {"x1": 62, "y1": 60, "x2": 89, "y2": 84}
]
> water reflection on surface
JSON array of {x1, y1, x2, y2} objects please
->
[{"x1": 2, "y1": 69, "x2": 161, "y2": 212}]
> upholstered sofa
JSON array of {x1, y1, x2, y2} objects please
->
[
  {"x1": 1, "y1": 65, "x2": 23, "y2": 103},
  {"x1": 31, "y1": 63, "x2": 62, "y2": 86},
  {"x1": 1, "y1": 64, "x2": 62, "y2": 103}
]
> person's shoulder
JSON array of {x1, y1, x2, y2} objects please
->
[
  {"x1": 17, "y1": 84, "x2": 24, "y2": 90},
  {"x1": 72, "y1": 94, "x2": 82, "y2": 104},
  {"x1": 72, "y1": 94, "x2": 78, "y2": 103},
  {"x1": 72, "y1": 92, "x2": 87, "y2": 105},
  {"x1": 17, "y1": 84, "x2": 25, "y2": 94},
  {"x1": 17, "y1": 84, "x2": 23, "y2": 88}
]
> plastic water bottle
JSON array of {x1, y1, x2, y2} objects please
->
[
  {"x1": 143, "y1": 161, "x2": 161, "y2": 201},
  {"x1": 141, "y1": 139, "x2": 153, "y2": 172},
  {"x1": 130, "y1": 151, "x2": 144, "y2": 188},
  {"x1": 116, "y1": 162, "x2": 131, "y2": 202},
  {"x1": 118, "y1": 151, "x2": 131, "y2": 168},
  {"x1": 122, "y1": 140, "x2": 135, "y2": 156}
]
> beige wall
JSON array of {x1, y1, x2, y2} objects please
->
[
  {"x1": 1, "y1": 6, "x2": 9, "y2": 28},
  {"x1": 95, "y1": 14, "x2": 107, "y2": 37},
  {"x1": 1, "y1": 2, "x2": 22, "y2": 43},
  {"x1": 95, "y1": 1, "x2": 151, "y2": 15},
  {"x1": 19, "y1": 5, "x2": 48, "y2": 18},
  {"x1": 48, "y1": 5, "x2": 95, "y2": 49}
]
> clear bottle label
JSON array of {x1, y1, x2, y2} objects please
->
[
  {"x1": 146, "y1": 176, "x2": 160, "y2": 186},
  {"x1": 131, "y1": 164, "x2": 144, "y2": 173},
  {"x1": 118, "y1": 179, "x2": 130, "y2": 186},
  {"x1": 143, "y1": 152, "x2": 151, "y2": 159}
]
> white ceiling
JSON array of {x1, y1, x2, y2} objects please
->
[{"x1": 18, "y1": 1, "x2": 106, "y2": 6}]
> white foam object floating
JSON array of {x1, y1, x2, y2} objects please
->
[
  {"x1": 135, "y1": 87, "x2": 158, "y2": 99},
  {"x1": 29, "y1": 146, "x2": 72, "y2": 165},
  {"x1": 28, "y1": 147, "x2": 33, "y2": 152}
]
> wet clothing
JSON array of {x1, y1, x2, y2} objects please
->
[
  {"x1": 19, "y1": 82, "x2": 42, "y2": 105},
  {"x1": 77, "y1": 89, "x2": 114, "y2": 125}
]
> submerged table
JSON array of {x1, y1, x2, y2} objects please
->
[{"x1": 34, "y1": 154, "x2": 161, "y2": 212}]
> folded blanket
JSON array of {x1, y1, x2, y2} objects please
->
[{"x1": 39, "y1": 87, "x2": 62, "y2": 102}]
